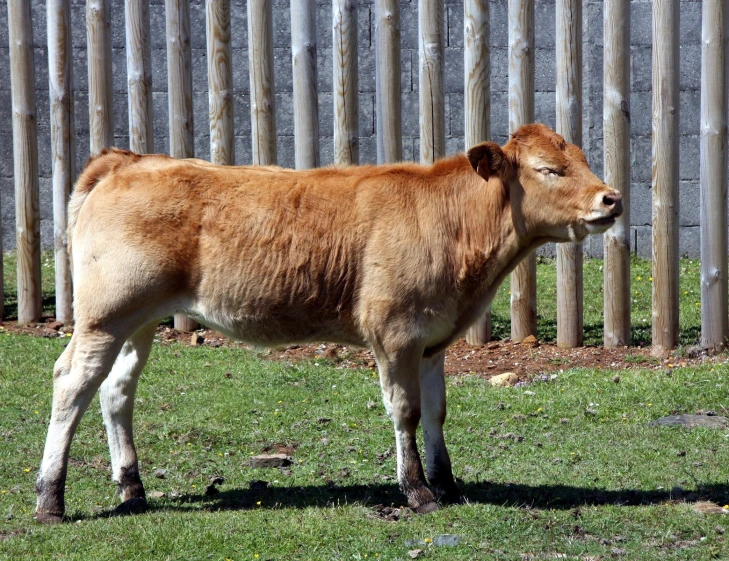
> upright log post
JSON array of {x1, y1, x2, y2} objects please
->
[
  {"x1": 87, "y1": 0, "x2": 114, "y2": 155},
  {"x1": 333, "y1": 0, "x2": 359, "y2": 165},
  {"x1": 375, "y1": 0, "x2": 402, "y2": 163},
  {"x1": 248, "y1": 0, "x2": 277, "y2": 165},
  {"x1": 167, "y1": 0, "x2": 198, "y2": 332},
  {"x1": 47, "y1": 0, "x2": 75, "y2": 325},
  {"x1": 651, "y1": 0, "x2": 680, "y2": 354},
  {"x1": 418, "y1": 0, "x2": 445, "y2": 164},
  {"x1": 700, "y1": 0, "x2": 728, "y2": 352},
  {"x1": 291, "y1": 0, "x2": 320, "y2": 169},
  {"x1": 603, "y1": 0, "x2": 631, "y2": 347},
  {"x1": 126, "y1": 0, "x2": 154, "y2": 154},
  {"x1": 508, "y1": 0, "x2": 536, "y2": 341},
  {"x1": 8, "y1": 0, "x2": 42, "y2": 325},
  {"x1": 206, "y1": 0, "x2": 234, "y2": 166},
  {"x1": 555, "y1": 0, "x2": 583, "y2": 348},
  {"x1": 464, "y1": 0, "x2": 491, "y2": 345}
]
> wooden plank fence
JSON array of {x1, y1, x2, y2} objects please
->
[{"x1": 2, "y1": 1, "x2": 727, "y2": 356}]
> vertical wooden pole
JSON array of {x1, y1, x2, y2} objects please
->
[
  {"x1": 464, "y1": 0, "x2": 491, "y2": 345},
  {"x1": 8, "y1": 0, "x2": 42, "y2": 325},
  {"x1": 206, "y1": 0, "x2": 234, "y2": 166},
  {"x1": 126, "y1": 0, "x2": 154, "y2": 154},
  {"x1": 603, "y1": 0, "x2": 631, "y2": 348},
  {"x1": 167, "y1": 0, "x2": 198, "y2": 332},
  {"x1": 291, "y1": 0, "x2": 320, "y2": 169},
  {"x1": 48, "y1": 0, "x2": 75, "y2": 325},
  {"x1": 248, "y1": 0, "x2": 277, "y2": 166},
  {"x1": 508, "y1": 0, "x2": 536, "y2": 342},
  {"x1": 87, "y1": 0, "x2": 114, "y2": 155},
  {"x1": 700, "y1": 0, "x2": 728, "y2": 352},
  {"x1": 651, "y1": 0, "x2": 679, "y2": 354},
  {"x1": 555, "y1": 0, "x2": 582, "y2": 348},
  {"x1": 375, "y1": 0, "x2": 402, "y2": 163},
  {"x1": 333, "y1": 0, "x2": 359, "y2": 165},
  {"x1": 418, "y1": 0, "x2": 445, "y2": 164}
]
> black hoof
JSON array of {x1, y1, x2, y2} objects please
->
[
  {"x1": 35, "y1": 511, "x2": 64, "y2": 524},
  {"x1": 414, "y1": 501, "x2": 439, "y2": 514},
  {"x1": 114, "y1": 497, "x2": 147, "y2": 516}
]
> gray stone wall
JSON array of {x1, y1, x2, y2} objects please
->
[{"x1": 0, "y1": 0, "x2": 704, "y2": 257}]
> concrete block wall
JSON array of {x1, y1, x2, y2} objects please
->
[{"x1": 0, "y1": 0, "x2": 705, "y2": 257}]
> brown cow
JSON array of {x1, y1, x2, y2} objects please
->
[{"x1": 35, "y1": 124, "x2": 621, "y2": 522}]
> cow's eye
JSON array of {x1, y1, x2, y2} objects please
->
[{"x1": 538, "y1": 167, "x2": 560, "y2": 177}]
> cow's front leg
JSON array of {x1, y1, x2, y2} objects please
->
[
  {"x1": 420, "y1": 350, "x2": 462, "y2": 503},
  {"x1": 99, "y1": 324, "x2": 157, "y2": 513},
  {"x1": 375, "y1": 347, "x2": 438, "y2": 513}
]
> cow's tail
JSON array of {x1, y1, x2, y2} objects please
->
[{"x1": 67, "y1": 148, "x2": 141, "y2": 262}]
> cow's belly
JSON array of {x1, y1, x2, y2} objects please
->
[{"x1": 185, "y1": 297, "x2": 366, "y2": 348}]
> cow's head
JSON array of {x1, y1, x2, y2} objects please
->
[{"x1": 467, "y1": 123, "x2": 622, "y2": 243}]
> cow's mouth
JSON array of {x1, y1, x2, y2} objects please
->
[{"x1": 584, "y1": 213, "x2": 619, "y2": 233}]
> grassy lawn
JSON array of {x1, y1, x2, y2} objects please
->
[{"x1": 0, "y1": 252, "x2": 726, "y2": 560}]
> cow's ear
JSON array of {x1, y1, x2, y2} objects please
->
[{"x1": 467, "y1": 142, "x2": 512, "y2": 181}]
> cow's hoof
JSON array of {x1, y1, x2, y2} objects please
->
[
  {"x1": 114, "y1": 497, "x2": 147, "y2": 516},
  {"x1": 414, "y1": 501, "x2": 439, "y2": 514},
  {"x1": 35, "y1": 511, "x2": 64, "y2": 524},
  {"x1": 437, "y1": 487, "x2": 466, "y2": 505}
]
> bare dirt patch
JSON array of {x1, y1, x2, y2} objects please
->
[{"x1": 2, "y1": 319, "x2": 723, "y2": 382}]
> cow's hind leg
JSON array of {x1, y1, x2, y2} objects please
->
[
  {"x1": 35, "y1": 329, "x2": 127, "y2": 523},
  {"x1": 420, "y1": 351, "x2": 462, "y2": 503},
  {"x1": 375, "y1": 346, "x2": 438, "y2": 514},
  {"x1": 99, "y1": 323, "x2": 157, "y2": 514}
]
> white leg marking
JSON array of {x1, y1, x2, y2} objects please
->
[{"x1": 99, "y1": 324, "x2": 156, "y2": 490}]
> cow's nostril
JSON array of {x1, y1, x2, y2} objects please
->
[{"x1": 603, "y1": 194, "x2": 616, "y2": 208}]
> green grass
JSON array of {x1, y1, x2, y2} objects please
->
[
  {"x1": 0, "y1": 252, "x2": 723, "y2": 560},
  {"x1": 1, "y1": 335, "x2": 728, "y2": 560}
]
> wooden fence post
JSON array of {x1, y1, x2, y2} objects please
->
[
  {"x1": 419, "y1": 0, "x2": 445, "y2": 164},
  {"x1": 248, "y1": 0, "x2": 277, "y2": 165},
  {"x1": 206, "y1": 0, "x2": 234, "y2": 166},
  {"x1": 603, "y1": 0, "x2": 631, "y2": 348},
  {"x1": 375, "y1": 0, "x2": 402, "y2": 163},
  {"x1": 508, "y1": 0, "x2": 536, "y2": 342},
  {"x1": 291, "y1": 0, "x2": 320, "y2": 169},
  {"x1": 167, "y1": 0, "x2": 198, "y2": 332},
  {"x1": 555, "y1": 0, "x2": 583, "y2": 348},
  {"x1": 87, "y1": 0, "x2": 114, "y2": 155},
  {"x1": 463, "y1": 0, "x2": 491, "y2": 345},
  {"x1": 8, "y1": 0, "x2": 42, "y2": 325},
  {"x1": 47, "y1": 0, "x2": 75, "y2": 325},
  {"x1": 700, "y1": 0, "x2": 728, "y2": 352},
  {"x1": 651, "y1": 0, "x2": 680, "y2": 354},
  {"x1": 333, "y1": 0, "x2": 359, "y2": 165},
  {"x1": 126, "y1": 0, "x2": 154, "y2": 154}
]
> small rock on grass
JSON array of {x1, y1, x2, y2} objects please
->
[
  {"x1": 407, "y1": 549, "x2": 423, "y2": 559},
  {"x1": 190, "y1": 332, "x2": 204, "y2": 346},
  {"x1": 489, "y1": 372, "x2": 519, "y2": 387},
  {"x1": 649, "y1": 415, "x2": 728, "y2": 429},
  {"x1": 148, "y1": 491, "x2": 165, "y2": 499},
  {"x1": 154, "y1": 468, "x2": 167, "y2": 479},
  {"x1": 692, "y1": 502, "x2": 728, "y2": 515},
  {"x1": 248, "y1": 454, "x2": 292, "y2": 468}
]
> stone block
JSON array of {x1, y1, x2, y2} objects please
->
[
  {"x1": 359, "y1": 49, "x2": 376, "y2": 93},
  {"x1": 189, "y1": 2, "x2": 207, "y2": 50},
  {"x1": 678, "y1": 135, "x2": 699, "y2": 181},
  {"x1": 152, "y1": 91, "x2": 169, "y2": 140},
  {"x1": 534, "y1": 2, "x2": 556, "y2": 49},
  {"x1": 490, "y1": 0, "x2": 508, "y2": 48},
  {"x1": 678, "y1": 181, "x2": 699, "y2": 227},
  {"x1": 318, "y1": 91, "x2": 334, "y2": 139},
  {"x1": 630, "y1": 135, "x2": 651, "y2": 183},
  {"x1": 275, "y1": 91, "x2": 294, "y2": 135},
  {"x1": 232, "y1": 47, "x2": 251, "y2": 93},
  {"x1": 273, "y1": 47, "x2": 293, "y2": 91},
  {"x1": 276, "y1": 135, "x2": 295, "y2": 168},
  {"x1": 400, "y1": 1, "x2": 418, "y2": 50},
  {"x1": 191, "y1": 49, "x2": 208, "y2": 93},
  {"x1": 444, "y1": 47, "x2": 464, "y2": 94},
  {"x1": 401, "y1": 91, "x2": 419, "y2": 136},
  {"x1": 679, "y1": 2, "x2": 702, "y2": 45},
  {"x1": 630, "y1": 2, "x2": 652, "y2": 46},
  {"x1": 359, "y1": 135, "x2": 377, "y2": 164},
  {"x1": 534, "y1": 92, "x2": 556, "y2": 130},
  {"x1": 490, "y1": 47, "x2": 508, "y2": 92},
  {"x1": 679, "y1": 225, "x2": 699, "y2": 258},
  {"x1": 231, "y1": 2, "x2": 249, "y2": 49},
  {"x1": 535, "y1": 48, "x2": 555, "y2": 92},
  {"x1": 630, "y1": 46, "x2": 651, "y2": 92},
  {"x1": 679, "y1": 44, "x2": 701, "y2": 91},
  {"x1": 448, "y1": 93, "x2": 464, "y2": 137},
  {"x1": 232, "y1": 93, "x2": 251, "y2": 137},
  {"x1": 317, "y1": 46, "x2": 333, "y2": 92},
  {"x1": 359, "y1": 92, "x2": 375, "y2": 136},
  {"x1": 630, "y1": 182, "x2": 652, "y2": 227},
  {"x1": 447, "y1": 3, "x2": 464, "y2": 49},
  {"x1": 679, "y1": 90, "x2": 700, "y2": 136},
  {"x1": 629, "y1": 90, "x2": 651, "y2": 138}
]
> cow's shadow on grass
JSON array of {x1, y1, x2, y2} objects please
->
[{"x1": 92, "y1": 480, "x2": 729, "y2": 519}]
